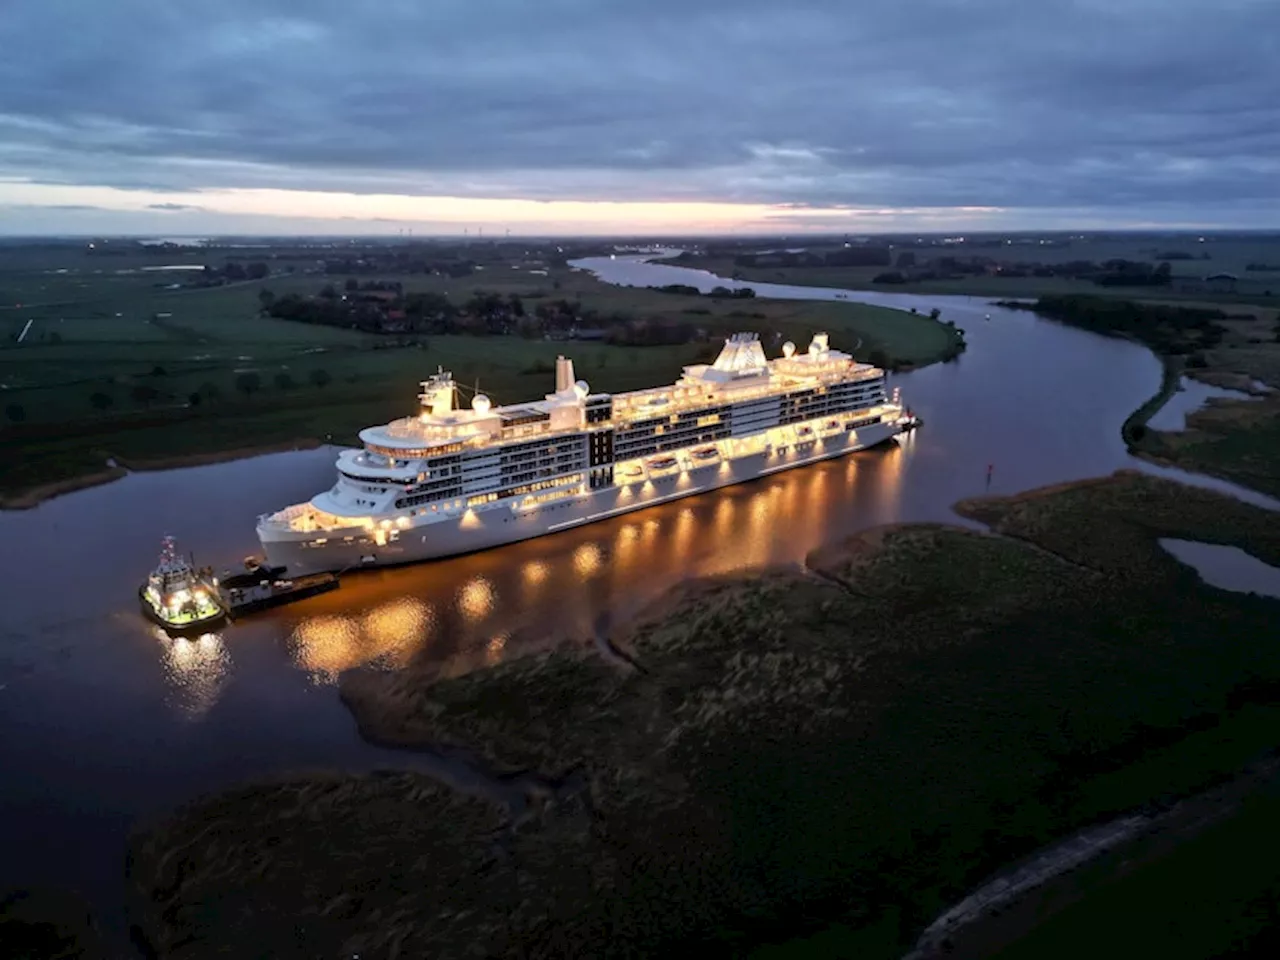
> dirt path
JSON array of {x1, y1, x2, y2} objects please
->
[{"x1": 903, "y1": 758, "x2": 1280, "y2": 959}]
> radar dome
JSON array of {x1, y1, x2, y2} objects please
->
[
  {"x1": 573, "y1": 379, "x2": 590, "y2": 399},
  {"x1": 471, "y1": 394, "x2": 492, "y2": 414},
  {"x1": 782, "y1": 341, "x2": 796, "y2": 358}
]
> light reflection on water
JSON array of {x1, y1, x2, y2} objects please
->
[
  {"x1": 458, "y1": 576, "x2": 496, "y2": 624},
  {"x1": 157, "y1": 631, "x2": 230, "y2": 719},
  {"x1": 485, "y1": 632, "x2": 509, "y2": 665},
  {"x1": 289, "y1": 595, "x2": 434, "y2": 683},
  {"x1": 573, "y1": 542, "x2": 603, "y2": 577},
  {"x1": 266, "y1": 440, "x2": 918, "y2": 689}
]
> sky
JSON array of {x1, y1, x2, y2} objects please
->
[{"x1": 1, "y1": 0, "x2": 1277, "y2": 236}]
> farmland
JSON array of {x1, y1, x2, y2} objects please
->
[
  {"x1": 0, "y1": 239, "x2": 954, "y2": 502},
  {"x1": 675, "y1": 232, "x2": 1280, "y2": 309}
]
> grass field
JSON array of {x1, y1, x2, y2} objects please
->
[
  {"x1": 0, "y1": 244, "x2": 956, "y2": 501},
  {"x1": 677, "y1": 233, "x2": 1280, "y2": 308},
  {"x1": 126, "y1": 472, "x2": 1280, "y2": 958}
]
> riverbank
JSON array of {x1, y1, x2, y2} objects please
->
[
  {"x1": 0, "y1": 438, "x2": 325, "y2": 510},
  {"x1": 126, "y1": 471, "x2": 1280, "y2": 958}
]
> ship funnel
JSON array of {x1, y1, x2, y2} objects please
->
[{"x1": 555, "y1": 355, "x2": 575, "y2": 393}]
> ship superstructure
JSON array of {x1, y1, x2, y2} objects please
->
[{"x1": 257, "y1": 332, "x2": 909, "y2": 572}]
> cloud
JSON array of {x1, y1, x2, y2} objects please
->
[
  {"x1": 0, "y1": 0, "x2": 1277, "y2": 230},
  {"x1": 147, "y1": 202, "x2": 205, "y2": 211}
]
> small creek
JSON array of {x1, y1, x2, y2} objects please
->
[
  {"x1": 1146, "y1": 376, "x2": 1261, "y2": 432},
  {"x1": 1160, "y1": 539, "x2": 1280, "y2": 598}
]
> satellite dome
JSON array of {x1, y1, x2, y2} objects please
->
[
  {"x1": 471, "y1": 394, "x2": 492, "y2": 414},
  {"x1": 782, "y1": 341, "x2": 796, "y2": 358},
  {"x1": 573, "y1": 379, "x2": 590, "y2": 399}
]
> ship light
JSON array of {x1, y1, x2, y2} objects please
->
[{"x1": 396, "y1": 516, "x2": 410, "y2": 529}]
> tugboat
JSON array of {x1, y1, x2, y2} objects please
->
[{"x1": 139, "y1": 536, "x2": 226, "y2": 634}]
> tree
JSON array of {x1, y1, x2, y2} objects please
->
[
  {"x1": 258, "y1": 289, "x2": 275, "y2": 311},
  {"x1": 5, "y1": 402, "x2": 25, "y2": 423},
  {"x1": 130, "y1": 384, "x2": 160, "y2": 406},
  {"x1": 246, "y1": 262, "x2": 268, "y2": 280},
  {"x1": 929, "y1": 307, "x2": 941, "y2": 321},
  {"x1": 319, "y1": 284, "x2": 337, "y2": 299},
  {"x1": 895, "y1": 251, "x2": 917, "y2": 269},
  {"x1": 188, "y1": 391, "x2": 202, "y2": 407},
  {"x1": 198, "y1": 382, "x2": 220, "y2": 401},
  {"x1": 274, "y1": 372, "x2": 295, "y2": 390},
  {"x1": 868, "y1": 349, "x2": 891, "y2": 370},
  {"x1": 344, "y1": 278, "x2": 359, "y2": 292},
  {"x1": 151, "y1": 364, "x2": 167, "y2": 377},
  {"x1": 47, "y1": 331, "x2": 62, "y2": 344},
  {"x1": 235, "y1": 372, "x2": 262, "y2": 396},
  {"x1": 89, "y1": 392, "x2": 113, "y2": 411},
  {"x1": 309, "y1": 369, "x2": 331, "y2": 389}
]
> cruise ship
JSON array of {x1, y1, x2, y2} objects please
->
[{"x1": 257, "y1": 332, "x2": 910, "y2": 573}]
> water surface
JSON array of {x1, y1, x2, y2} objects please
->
[{"x1": 1160, "y1": 539, "x2": 1280, "y2": 598}]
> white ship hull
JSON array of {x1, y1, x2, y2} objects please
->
[{"x1": 259, "y1": 419, "x2": 902, "y2": 574}]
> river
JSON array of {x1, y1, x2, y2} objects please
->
[{"x1": 0, "y1": 254, "x2": 1274, "y2": 945}]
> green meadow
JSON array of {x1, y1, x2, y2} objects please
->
[{"x1": 0, "y1": 244, "x2": 957, "y2": 499}]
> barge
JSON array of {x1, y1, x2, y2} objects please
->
[{"x1": 217, "y1": 559, "x2": 340, "y2": 617}]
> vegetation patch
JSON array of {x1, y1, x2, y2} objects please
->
[{"x1": 129, "y1": 472, "x2": 1280, "y2": 958}]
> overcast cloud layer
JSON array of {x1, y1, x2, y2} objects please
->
[{"x1": 1, "y1": 0, "x2": 1278, "y2": 233}]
